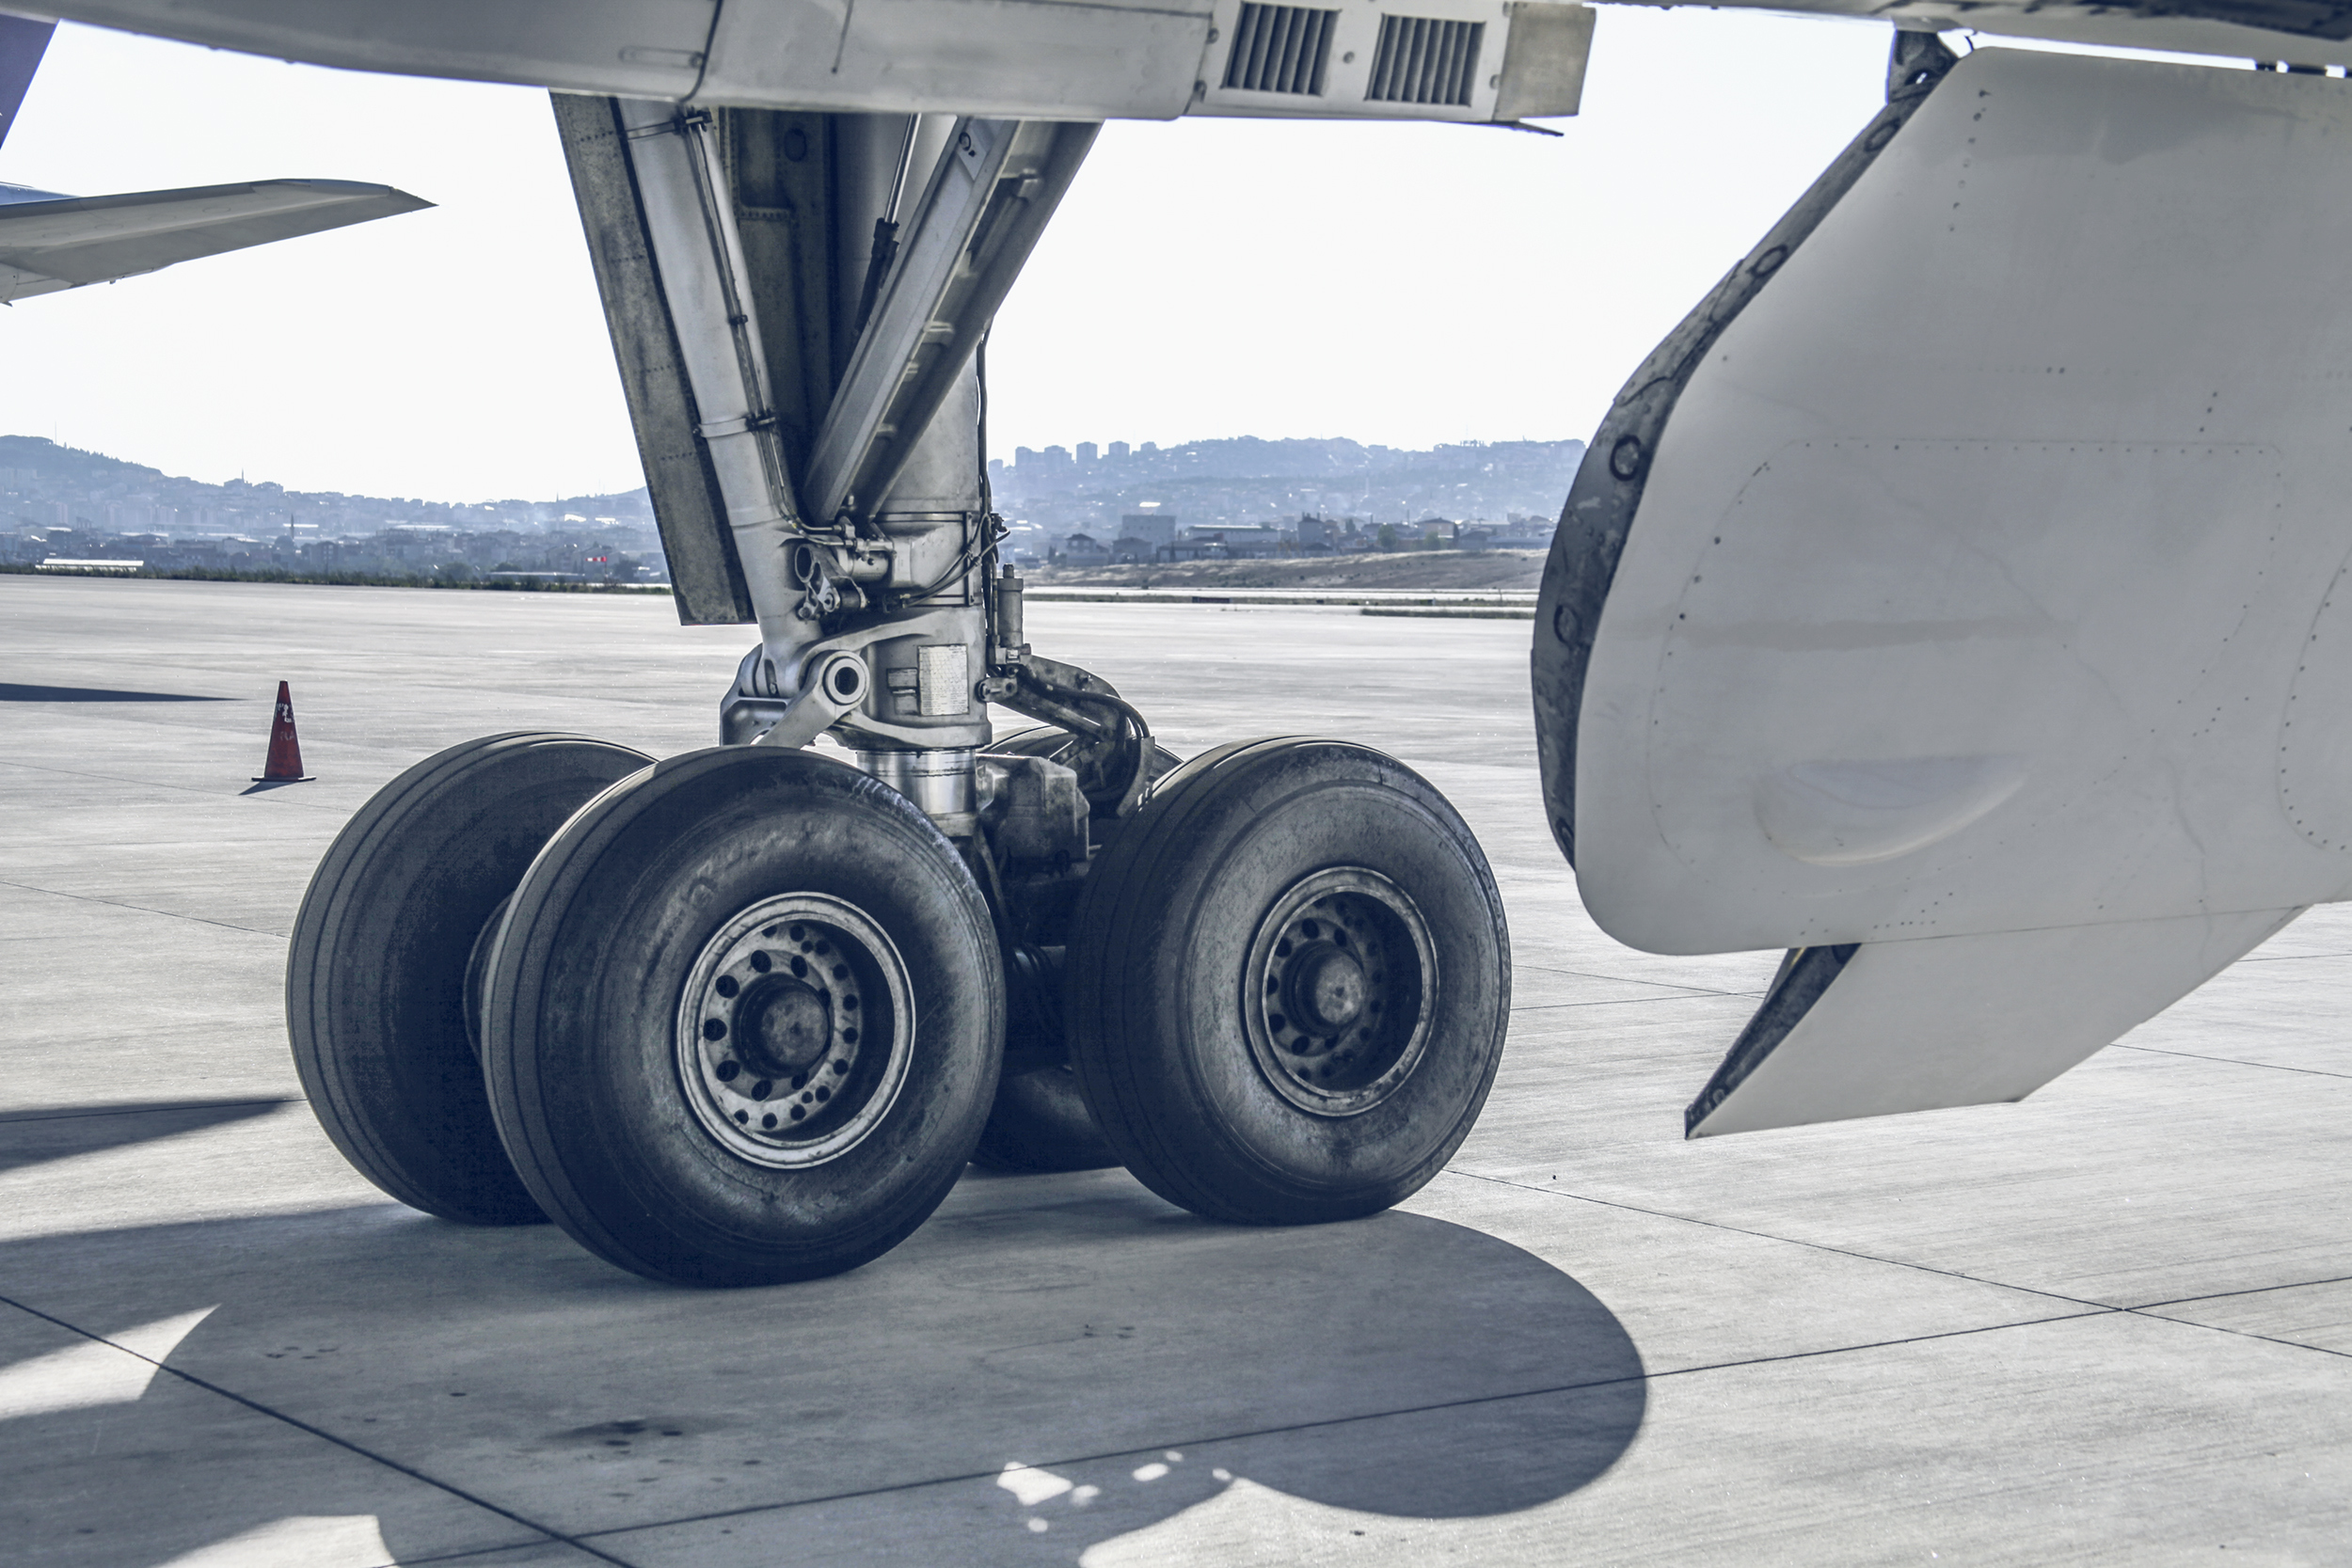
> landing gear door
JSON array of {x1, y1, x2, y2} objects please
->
[{"x1": 553, "y1": 93, "x2": 756, "y2": 626}]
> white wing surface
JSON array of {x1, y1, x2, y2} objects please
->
[{"x1": 0, "y1": 178, "x2": 431, "y2": 302}]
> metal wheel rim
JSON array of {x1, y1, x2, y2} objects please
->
[
  {"x1": 1241, "y1": 866, "x2": 1438, "y2": 1117},
  {"x1": 675, "y1": 893, "x2": 915, "y2": 1167}
]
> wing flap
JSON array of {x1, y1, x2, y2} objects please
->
[{"x1": 1686, "y1": 910, "x2": 2299, "y2": 1137}]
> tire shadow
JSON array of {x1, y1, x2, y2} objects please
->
[{"x1": 0, "y1": 1173, "x2": 1645, "y2": 1565}]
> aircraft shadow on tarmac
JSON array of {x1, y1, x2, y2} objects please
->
[
  {"x1": 0, "y1": 1172, "x2": 1645, "y2": 1564},
  {"x1": 0, "y1": 1098, "x2": 285, "y2": 1176},
  {"x1": 0, "y1": 683, "x2": 236, "y2": 703}
]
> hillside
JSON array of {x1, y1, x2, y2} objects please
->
[{"x1": 1028, "y1": 547, "x2": 1549, "y2": 593}]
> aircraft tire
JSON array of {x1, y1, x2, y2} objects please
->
[
  {"x1": 285, "y1": 732, "x2": 653, "y2": 1226},
  {"x1": 1066, "y1": 737, "x2": 1510, "y2": 1225},
  {"x1": 482, "y1": 745, "x2": 1002, "y2": 1287}
]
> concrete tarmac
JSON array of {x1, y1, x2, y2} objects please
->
[{"x1": 2, "y1": 573, "x2": 2347, "y2": 1567}]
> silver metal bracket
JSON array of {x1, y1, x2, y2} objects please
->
[{"x1": 722, "y1": 607, "x2": 974, "y2": 749}]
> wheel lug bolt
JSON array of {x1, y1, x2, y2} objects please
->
[
  {"x1": 752, "y1": 1079, "x2": 773, "y2": 1100},
  {"x1": 716, "y1": 1061, "x2": 739, "y2": 1082}
]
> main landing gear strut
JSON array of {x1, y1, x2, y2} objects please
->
[{"x1": 284, "y1": 104, "x2": 1513, "y2": 1286}]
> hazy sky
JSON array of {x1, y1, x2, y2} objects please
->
[{"x1": 0, "y1": 8, "x2": 1899, "y2": 500}]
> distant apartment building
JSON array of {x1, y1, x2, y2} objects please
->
[{"x1": 1116, "y1": 510, "x2": 1177, "y2": 548}]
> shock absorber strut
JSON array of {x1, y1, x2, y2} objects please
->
[{"x1": 610, "y1": 97, "x2": 1136, "y2": 832}]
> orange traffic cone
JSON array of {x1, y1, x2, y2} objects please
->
[{"x1": 253, "y1": 680, "x2": 312, "y2": 783}]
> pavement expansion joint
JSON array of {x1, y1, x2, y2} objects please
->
[
  {"x1": 2132, "y1": 1273, "x2": 2352, "y2": 1312},
  {"x1": 0, "y1": 1290, "x2": 640, "y2": 1568},
  {"x1": 1511, "y1": 990, "x2": 1768, "y2": 1016},
  {"x1": 1439, "y1": 1167, "x2": 2125, "y2": 1313},
  {"x1": 0, "y1": 876, "x2": 292, "y2": 940},
  {"x1": 2115, "y1": 1275, "x2": 2352, "y2": 1361},
  {"x1": 1511, "y1": 960, "x2": 1769, "y2": 999},
  {"x1": 2111, "y1": 1307, "x2": 2352, "y2": 1362},
  {"x1": 1447, "y1": 1169, "x2": 2352, "y2": 1367},
  {"x1": 2111, "y1": 1041, "x2": 2352, "y2": 1081}
]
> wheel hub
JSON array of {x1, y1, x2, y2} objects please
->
[
  {"x1": 675, "y1": 894, "x2": 915, "y2": 1167},
  {"x1": 1243, "y1": 867, "x2": 1438, "y2": 1117},
  {"x1": 738, "y1": 977, "x2": 832, "y2": 1075},
  {"x1": 1287, "y1": 944, "x2": 1368, "y2": 1034}
]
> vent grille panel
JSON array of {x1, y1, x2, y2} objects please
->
[
  {"x1": 1366, "y1": 15, "x2": 1486, "y2": 106},
  {"x1": 1223, "y1": 4, "x2": 1337, "y2": 95}
]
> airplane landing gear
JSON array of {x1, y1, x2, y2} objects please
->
[
  {"x1": 281, "y1": 105, "x2": 1513, "y2": 1289},
  {"x1": 289, "y1": 721, "x2": 1508, "y2": 1281}
]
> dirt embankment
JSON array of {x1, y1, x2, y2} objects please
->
[{"x1": 1023, "y1": 548, "x2": 1548, "y2": 593}]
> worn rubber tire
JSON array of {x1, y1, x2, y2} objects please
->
[
  {"x1": 285, "y1": 732, "x2": 653, "y2": 1225},
  {"x1": 1066, "y1": 737, "x2": 1510, "y2": 1225},
  {"x1": 482, "y1": 745, "x2": 1003, "y2": 1287}
]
